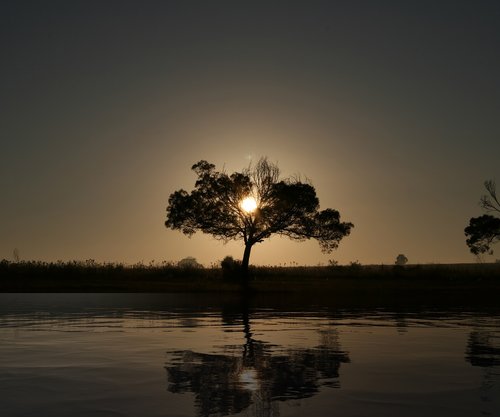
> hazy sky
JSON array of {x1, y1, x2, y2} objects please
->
[{"x1": 1, "y1": 1, "x2": 499, "y2": 266}]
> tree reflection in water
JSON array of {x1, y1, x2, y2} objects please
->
[
  {"x1": 465, "y1": 328, "x2": 500, "y2": 416},
  {"x1": 466, "y1": 330, "x2": 500, "y2": 368},
  {"x1": 165, "y1": 303, "x2": 350, "y2": 417}
]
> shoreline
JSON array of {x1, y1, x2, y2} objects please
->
[{"x1": 1, "y1": 261, "x2": 500, "y2": 297}]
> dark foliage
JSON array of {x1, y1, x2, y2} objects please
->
[
  {"x1": 395, "y1": 254, "x2": 408, "y2": 266},
  {"x1": 465, "y1": 180, "x2": 500, "y2": 255},
  {"x1": 165, "y1": 158, "x2": 353, "y2": 273},
  {"x1": 220, "y1": 256, "x2": 242, "y2": 279},
  {"x1": 465, "y1": 215, "x2": 500, "y2": 255},
  {"x1": 1, "y1": 260, "x2": 500, "y2": 295}
]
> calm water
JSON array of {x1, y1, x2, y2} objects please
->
[{"x1": 0, "y1": 293, "x2": 499, "y2": 417}]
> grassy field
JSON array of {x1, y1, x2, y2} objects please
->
[{"x1": 1, "y1": 260, "x2": 500, "y2": 300}]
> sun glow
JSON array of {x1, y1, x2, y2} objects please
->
[
  {"x1": 241, "y1": 196, "x2": 258, "y2": 213},
  {"x1": 239, "y1": 368, "x2": 259, "y2": 391}
]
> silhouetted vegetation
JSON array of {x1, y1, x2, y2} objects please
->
[
  {"x1": 220, "y1": 255, "x2": 242, "y2": 279},
  {"x1": 395, "y1": 254, "x2": 408, "y2": 265},
  {"x1": 165, "y1": 158, "x2": 353, "y2": 281},
  {"x1": 465, "y1": 180, "x2": 500, "y2": 255},
  {"x1": 0, "y1": 259, "x2": 227, "y2": 292},
  {"x1": 178, "y1": 256, "x2": 203, "y2": 269},
  {"x1": 1, "y1": 259, "x2": 500, "y2": 297}
]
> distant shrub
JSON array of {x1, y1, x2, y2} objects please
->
[
  {"x1": 348, "y1": 260, "x2": 362, "y2": 271},
  {"x1": 220, "y1": 256, "x2": 240, "y2": 269},
  {"x1": 395, "y1": 254, "x2": 408, "y2": 266},
  {"x1": 178, "y1": 257, "x2": 203, "y2": 269},
  {"x1": 220, "y1": 256, "x2": 242, "y2": 279}
]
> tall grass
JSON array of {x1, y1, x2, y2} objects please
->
[{"x1": 1, "y1": 259, "x2": 499, "y2": 293}]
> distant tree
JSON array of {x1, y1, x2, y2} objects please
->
[
  {"x1": 479, "y1": 180, "x2": 500, "y2": 215},
  {"x1": 220, "y1": 255, "x2": 240, "y2": 270},
  {"x1": 465, "y1": 215, "x2": 500, "y2": 256},
  {"x1": 13, "y1": 248, "x2": 20, "y2": 263},
  {"x1": 465, "y1": 180, "x2": 500, "y2": 256},
  {"x1": 178, "y1": 256, "x2": 203, "y2": 269},
  {"x1": 395, "y1": 254, "x2": 408, "y2": 266},
  {"x1": 165, "y1": 158, "x2": 353, "y2": 280},
  {"x1": 220, "y1": 255, "x2": 242, "y2": 279}
]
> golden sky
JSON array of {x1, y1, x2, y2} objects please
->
[{"x1": 1, "y1": 1, "x2": 499, "y2": 265}]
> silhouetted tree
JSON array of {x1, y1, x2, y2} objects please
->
[
  {"x1": 220, "y1": 256, "x2": 242, "y2": 279},
  {"x1": 178, "y1": 256, "x2": 203, "y2": 269},
  {"x1": 465, "y1": 180, "x2": 500, "y2": 256},
  {"x1": 480, "y1": 180, "x2": 500, "y2": 215},
  {"x1": 165, "y1": 158, "x2": 353, "y2": 280},
  {"x1": 465, "y1": 216, "x2": 500, "y2": 255},
  {"x1": 395, "y1": 254, "x2": 408, "y2": 266}
]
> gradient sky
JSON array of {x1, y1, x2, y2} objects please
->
[{"x1": 1, "y1": 1, "x2": 499, "y2": 266}]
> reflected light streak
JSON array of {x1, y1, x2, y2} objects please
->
[{"x1": 239, "y1": 368, "x2": 259, "y2": 391}]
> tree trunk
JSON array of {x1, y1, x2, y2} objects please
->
[{"x1": 241, "y1": 243, "x2": 253, "y2": 286}]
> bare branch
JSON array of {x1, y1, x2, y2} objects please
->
[{"x1": 481, "y1": 180, "x2": 500, "y2": 213}]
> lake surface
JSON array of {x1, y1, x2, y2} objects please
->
[{"x1": 0, "y1": 293, "x2": 499, "y2": 417}]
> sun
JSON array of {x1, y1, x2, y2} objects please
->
[{"x1": 241, "y1": 196, "x2": 258, "y2": 213}]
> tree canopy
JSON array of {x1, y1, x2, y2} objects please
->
[
  {"x1": 165, "y1": 158, "x2": 353, "y2": 275},
  {"x1": 465, "y1": 180, "x2": 500, "y2": 256},
  {"x1": 395, "y1": 254, "x2": 408, "y2": 266}
]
